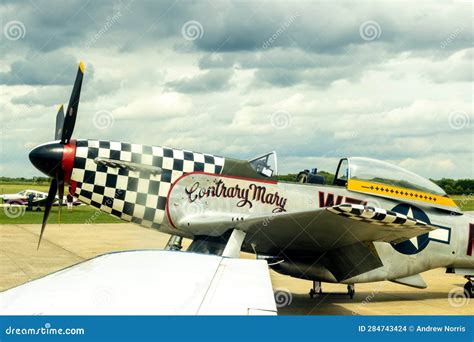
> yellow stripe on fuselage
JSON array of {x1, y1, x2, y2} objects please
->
[{"x1": 347, "y1": 179, "x2": 458, "y2": 208}]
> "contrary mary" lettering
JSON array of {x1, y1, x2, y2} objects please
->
[{"x1": 185, "y1": 180, "x2": 287, "y2": 213}]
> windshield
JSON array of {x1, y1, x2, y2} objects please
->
[
  {"x1": 348, "y1": 157, "x2": 446, "y2": 196},
  {"x1": 334, "y1": 159, "x2": 349, "y2": 186},
  {"x1": 248, "y1": 152, "x2": 278, "y2": 178}
]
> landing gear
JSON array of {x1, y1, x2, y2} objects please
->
[
  {"x1": 464, "y1": 277, "x2": 474, "y2": 298},
  {"x1": 347, "y1": 284, "x2": 355, "y2": 299},
  {"x1": 309, "y1": 281, "x2": 322, "y2": 298},
  {"x1": 165, "y1": 235, "x2": 183, "y2": 251},
  {"x1": 307, "y1": 282, "x2": 355, "y2": 299}
]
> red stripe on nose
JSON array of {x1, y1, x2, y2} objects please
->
[{"x1": 62, "y1": 139, "x2": 76, "y2": 184}]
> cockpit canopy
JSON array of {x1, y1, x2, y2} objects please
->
[
  {"x1": 249, "y1": 152, "x2": 278, "y2": 178},
  {"x1": 334, "y1": 157, "x2": 446, "y2": 196}
]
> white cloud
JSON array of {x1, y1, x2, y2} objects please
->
[
  {"x1": 113, "y1": 92, "x2": 192, "y2": 120},
  {"x1": 0, "y1": 0, "x2": 472, "y2": 180}
]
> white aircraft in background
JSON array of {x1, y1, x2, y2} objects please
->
[
  {"x1": 0, "y1": 189, "x2": 49, "y2": 205},
  {"x1": 0, "y1": 189, "x2": 80, "y2": 207}
]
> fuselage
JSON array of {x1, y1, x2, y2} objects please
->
[{"x1": 69, "y1": 139, "x2": 474, "y2": 284}]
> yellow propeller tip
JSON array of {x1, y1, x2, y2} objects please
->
[{"x1": 79, "y1": 60, "x2": 85, "y2": 73}]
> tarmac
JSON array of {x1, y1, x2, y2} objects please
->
[{"x1": 0, "y1": 223, "x2": 472, "y2": 315}]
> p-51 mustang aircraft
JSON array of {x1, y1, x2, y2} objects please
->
[{"x1": 15, "y1": 62, "x2": 474, "y2": 311}]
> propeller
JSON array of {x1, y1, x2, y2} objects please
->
[
  {"x1": 55, "y1": 105, "x2": 64, "y2": 140},
  {"x1": 57, "y1": 167, "x2": 64, "y2": 224},
  {"x1": 62, "y1": 61, "x2": 84, "y2": 144},
  {"x1": 55, "y1": 105, "x2": 65, "y2": 224},
  {"x1": 30, "y1": 61, "x2": 84, "y2": 249},
  {"x1": 38, "y1": 178, "x2": 57, "y2": 249}
]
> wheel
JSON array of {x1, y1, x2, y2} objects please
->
[
  {"x1": 464, "y1": 281, "x2": 474, "y2": 298},
  {"x1": 35, "y1": 207, "x2": 42, "y2": 212}
]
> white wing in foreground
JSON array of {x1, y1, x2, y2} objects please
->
[{"x1": 0, "y1": 250, "x2": 277, "y2": 315}]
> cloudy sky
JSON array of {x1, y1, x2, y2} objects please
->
[{"x1": 0, "y1": 0, "x2": 472, "y2": 179}]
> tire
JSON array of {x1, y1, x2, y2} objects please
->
[{"x1": 464, "y1": 281, "x2": 474, "y2": 298}]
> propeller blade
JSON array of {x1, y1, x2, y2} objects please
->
[
  {"x1": 55, "y1": 105, "x2": 64, "y2": 140},
  {"x1": 57, "y1": 168, "x2": 64, "y2": 224},
  {"x1": 61, "y1": 61, "x2": 84, "y2": 144},
  {"x1": 37, "y1": 178, "x2": 58, "y2": 250}
]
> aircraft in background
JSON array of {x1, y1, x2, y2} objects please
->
[
  {"x1": 0, "y1": 189, "x2": 49, "y2": 206},
  {"x1": 26, "y1": 61, "x2": 474, "y2": 301},
  {"x1": 0, "y1": 189, "x2": 80, "y2": 208}
]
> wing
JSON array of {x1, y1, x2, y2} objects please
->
[
  {"x1": 179, "y1": 204, "x2": 437, "y2": 254},
  {"x1": 0, "y1": 250, "x2": 276, "y2": 315}
]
